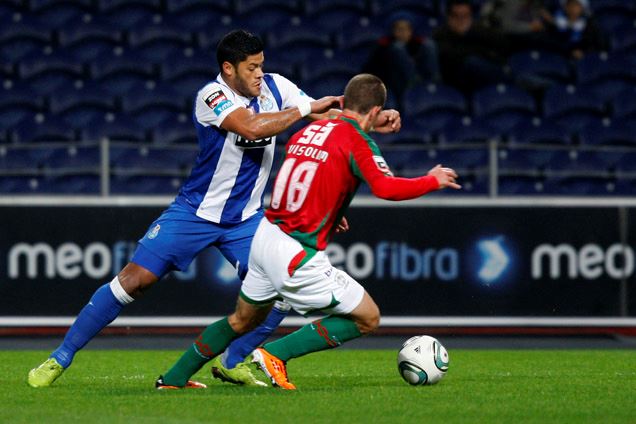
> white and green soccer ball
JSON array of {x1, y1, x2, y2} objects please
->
[{"x1": 397, "y1": 335, "x2": 449, "y2": 386}]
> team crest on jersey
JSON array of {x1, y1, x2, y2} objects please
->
[
  {"x1": 147, "y1": 224, "x2": 161, "y2": 240},
  {"x1": 259, "y1": 95, "x2": 273, "y2": 111},
  {"x1": 205, "y1": 89, "x2": 233, "y2": 116},
  {"x1": 373, "y1": 155, "x2": 394, "y2": 176}
]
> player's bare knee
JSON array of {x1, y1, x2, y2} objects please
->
[
  {"x1": 117, "y1": 263, "x2": 158, "y2": 298},
  {"x1": 356, "y1": 309, "x2": 380, "y2": 335}
]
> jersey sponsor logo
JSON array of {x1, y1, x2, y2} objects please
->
[
  {"x1": 205, "y1": 90, "x2": 234, "y2": 116},
  {"x1": 235, "y1": 136, "x2": 272, "y2": 148},
  {"x1": 147, "y1": 224, "x2": 160, "y2": 240},
  {"x1": 373, "y1": 155, "x2": 394, "y2": 176}
]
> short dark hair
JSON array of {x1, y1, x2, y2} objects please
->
[
  {"x1": 216, "y1": 30, "x2": 264, "y2": 69},
  {"x1": 446, "y1": 0, "x2": 473, "y2": 15},
  {"x1": 343, "y1": 74, "x2": 387, "y2": 114}
]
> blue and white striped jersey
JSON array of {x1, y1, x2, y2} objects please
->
[{"x1": 175, "y1": 73, "x2": 312, "y2": 225}]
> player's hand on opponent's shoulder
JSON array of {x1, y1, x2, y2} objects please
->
[
  {"x1": 428, "y1": 164, "x2": 461, "y2": 190},
  {"x1": 372, "y1": 109, "x2": 401, "y2": 133},
  {"x1": 310, "y1": 95, "x2": 344, "y2": 114}
]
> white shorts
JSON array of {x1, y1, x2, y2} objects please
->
[{"x1": 241, "y1": 218, "x2": 365, "y2": 316}]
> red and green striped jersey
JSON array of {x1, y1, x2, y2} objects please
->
[{"x1": 265, "y1": 115, "x2": 439, "y2": 251}]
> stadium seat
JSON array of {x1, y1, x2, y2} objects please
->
[
  {"x1": 402, "y1": 83, "x2": 467, "y2": 119},
  {"x1": 0, "y1": 176, "x2": 46, "y2": 193},
  {"x1": 49, "y1": 84, "x2": 116, "y2": 127},
  {"x1": 429, "y1": 146, "x2": 489, "y2": 170},
  {"x1": 128, "y1": 24, "x2": 194, "y2": 63},
  {"x1": 335, "y1": 25, "x2": 385, "y2": 51},
  {"x1": 376, "y1": 122, "x2": 434, "y2": 144},
  {"x1": 46, "y1": 145, "x2": 100, "y2": 169},
  {"x1": 234, "y1": 0, "x2": 301, "y2": 15},
  {"x1": 236, "y1": 8, "x2": 299, "y2": 33},
  {"x1": 498, "y1": 146, "x2": 572, "y2": 171},
  {"x1": 498, "y1": 174, "x2": 546, "y2": 195},
  {"x1": 544, "y1": 175, "x2": 619, "y2": 196},
  {"x1": 307, "y1": 8, "x2": 365, "y2": 32},
  {"x1": 30, "y1": 0, "x2": 93, "y2": 29},
  {"x1": 612, "y1": 87, "x2": 636, "y2": 120},
  {"x1": 150, "y1": 118, "x2": 198, "y2": 144},
  {"x1": 110, "y1": 174, "x2": 184, "y2": 194},
  {"x1": 543, "y1": 84, "x2": 606, "y2": 131},
  {"x1": 301, "y1": 74, "x2": 349, "y2": 98},
  {"x1": 81, "y1": 115, "x2": 148, "y2": 143},
  {"x1": 121, "y1": 83, "x2": 189, "y2": 131},
  {"x1": 17, "y1": 52, "x2": 85, "y2": 95},
  {"x1": 438, "y1": 116, "x2": 498, "y2": 145},
  {"x1": 11, "y1": 114, "x2": 76, "y2": 143},
  {"x1": 59, "y1": 23, "x2": 124, "y2": 62},
  {"x1": 90, "y1": 51, "x2": 158, "y2": 95},
  {"x1": 165, "y1": 0, "x2": 231, "y2": 30},
  {"x1": 267, "y1": 27, "x2": 332, "y2": 51},
  {"x1": 161, "y1": 49, "x2": 217, "y2": 95},
  {"x1": 370, "y1": 0, "x2": 437, "y2": 18},
  {"x1": 609, "y1": 25, "x2": 636, "y2": 54},
  {"x1": 0, "y1": 145, "x2": 43, "y2": 170},
  {"x1": 578, "y1": 118, "x2": 635, "y2": 147},
  {"x1": 380, "y1": 147, "x2": 429, "y2": 174},
  {"x1": 507, "y1": 118, "x2": 571, "y2": 145},
  {"x1": 0, "y1": 83, "x2": 45, "y2": 128},
  {"x1": 472, "y1": 84, "x2": 536, "y2": 118},
  {"x1": 508, "y1": 50, "x2": 571, "y2": 85},
  {"x1": 41, "y1": 174, "x2": 100, "y2": 194},
  {"x1": 96, "y1": 0, "x2": 163, "y2": 29},
  {"x1": 298, "y1": 51, "x2": 358, "y2": 85},
  {"x1": 575, "y1": 53, "x2": 636, "y2": 102},
  {"x1": 0, "y1": 20, "x2": 52, "y2": 61},
  {"x1": 110, "y1": 145, "x2": 197, "y2": 171}
]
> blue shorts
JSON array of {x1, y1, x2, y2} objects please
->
[{"x1": 131, "y1": 201, "x2": 263, "y2": 280}]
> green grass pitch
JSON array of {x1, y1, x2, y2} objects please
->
[{"x1": 3, "y1": 349, "x2": 635, "y2": 423}]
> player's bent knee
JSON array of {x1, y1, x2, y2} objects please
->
[
  {"x1": 117, "y1": 263, "x2": 159, "y2": 298},
  {"x1": 357, "y1": 310, "x2": 380, "y2": 335}
]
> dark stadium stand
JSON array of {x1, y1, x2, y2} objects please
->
[{"x1": 0, "y1": 0, "x2": 635, "y2": 195}]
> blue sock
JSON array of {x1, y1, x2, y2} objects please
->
[
  {"x1": 51, "y1": 283, "x2": 125, "y2": 368},
  {"x1": 223, "y1": 304, "x2": 289, "y2": 368}
]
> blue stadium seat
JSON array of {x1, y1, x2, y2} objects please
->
[
  {"x1": 46, "y1": 145, "x2": 100, "y2": 169},
  {"x1": 438, "y1": 116, "x2": 498, "y2": 144},
  {"x1": 298, "y1": 51, "x2": 358, "y2": 85},
  {"x1": 81, "y1": 115, "x2": 148, "y2": 143},
  {"x1": 0, "y1": 146, "x2": 43, "y2": 170},
  {"x1": 59, "y1": 23, "x2": 124, "y2": 62},
  {"x1": 49, "y1": 84, "x2": 116, "y2": 127},
  {"x1": 17, "y1": 52, "x2": 84, "y2": 94},
  {"x1": 128, "y1": 24, "x2": 194, "y2": 63},
  {"x1": 578, "y1": 118, "x2": 635, "y2": 146},
  {"x1": 90, "y1": 51, "x2": 157, "y2": 95},
  {"x1": 498, "y1": 146, "x2": 572, "y2": 171},
  {"x1": 122, "y1": 83, "x2": 188, "y2": 131},
  {"x1": 609, "y1": 25, "x2": 636, "y2": 53},
  {"x1": 165, "y1": 0, "x2": 231, "y2": 30},
  {"x1": 544, "y1": 175, "x2": 619, "y2": 196},
  {"x1": 0, "y1": 83, "x2": 44, "y2": 128},
  {"x1": 236, "y1": 9, "x2": 298, "y2": 33},
  {"x1": 376, "y1": 122, "x2": 435, "y2": 144},
  {"x1": 507, "y1": 118, "x2": 571, "y2": 145},
  {"x1": 302, "y1": 74, "x2": 349, "y2": 98},
  {"x1": 429, "y1": 146, "x2": 489, "y2": 170},
  {"x1": 150, "y1": 119, "x2": 198, "y2": 144},
  {"x1": 11, "y1": 114, "x2": 76, "y2": 143},
  {"x1": 308, "y1": 8, "x2": 365, "y2": 32},
  {"x1": 110, "y1": 174, "x2": 184, "y2": 194},
  {"x1": 96, "y1": 0, "x2": 163, "y2": 29},
  {"x1": 575, "y1": 53, "x2": 636, "y2": 102},
  {"x1": 403, "y1": 83, "x2": 466, "y2": 119},
  {"x1": 30, "y1": 0, "x2": 93, "y2": 29},
  {"x1": 267, "y1": 27, "x2": 332, "y2": 51},
  {"x1": 473, "y1": 84, "x2": 536, "y2": 117},
  {"x1": 498, "y1": 174, "x2": 546, "y2": 195},
  {"x1": 370, "y1": 0, "x2": 437, "y2": 18},
  {"x1": 234, "y1": 0, "x2": 301, "y2": 15},
  {"x1": 613, "y1": 86, "x2": 636, "y2": 120},
  {"x1": 381, "y1": 147, "x2": 429, "y2": 174},
  {"x1": 543, "y1": 84, "x2": 606, "y2": 131},
  {"x1": 0, "y1": 20, "x2": 52, "y2": 61},
  {"x1": 110, "y1": 145, "x2": 196, "y2": 170},
  {"x1": 335, "y1": 25, "x2": 385, "y2": 51},
  {"x1": 161, "y1": 50, "x2": 217, "y2": 95},
  {"x1": 508, "y1": 50, "x2": 571, "y2": 85},
  {"x1": 41, "y1": 174, "x2": 100, "y2": 194},
  {"x1": 0, "y1": 176, "x2": 46, "y2": 193}
]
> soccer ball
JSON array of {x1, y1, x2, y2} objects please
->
[{"x1": 397, "y1": 335, "x2": 449, "y2": 385}]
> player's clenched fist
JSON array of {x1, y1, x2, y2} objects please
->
[{"x1": 427, "y1": 164, "x2": 461, "y2": 190}]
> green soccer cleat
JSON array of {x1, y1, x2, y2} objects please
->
[
  {"x1": 210, "y1": 355, "x2": 268, "y2": 387},
  {"x1": 28, "y1": 358, "x2": 65, "y2": 388}
]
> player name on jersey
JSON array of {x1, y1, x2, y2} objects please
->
[{"x1": 286, "y1": 144, "x2": 329, "y2": 163}]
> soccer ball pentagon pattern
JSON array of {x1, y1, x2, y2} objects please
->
[{"x1": 397, "y1": 335, "x2": 449, "y2": 385}]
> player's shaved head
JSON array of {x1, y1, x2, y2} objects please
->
[
  {"x1": 343, "y1": 74, "x2": 387, "y2": 114},
  {"x1": 217, "y1": 30, "x2": 264, "y2": 69}
]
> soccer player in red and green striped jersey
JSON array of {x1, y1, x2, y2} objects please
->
[{"x1": 159, "y1": 74, "x2": 460, "y2": 389}]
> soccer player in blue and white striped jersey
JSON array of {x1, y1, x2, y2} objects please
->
[{"x1": 28, "y1": 30, "x2": 402, "y2": 389}]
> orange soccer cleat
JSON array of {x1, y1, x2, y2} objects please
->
[{"x1": 251, "y1": 348, "x2": 296, "y2": 390}]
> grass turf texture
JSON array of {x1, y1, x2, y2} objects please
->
[{"x1": 3, "y1": 349, "x2": 635, "y2": 423}]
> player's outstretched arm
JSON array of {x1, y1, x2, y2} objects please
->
[{"x1": 221, "y1": 96, "x2": 342, "y2": 141}]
